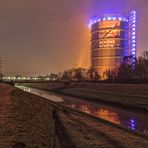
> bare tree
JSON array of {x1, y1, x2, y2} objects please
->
[
  {"x1": 87, "y1": 68, "x2": 100, "y2": 81},
  {"x1": 117, "y1": 63, "x2": 133, "y2": 79}
]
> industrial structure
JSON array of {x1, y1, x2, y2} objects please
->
[{"x1": 90, "y1": 10, "x2": 137, "y2": 77}]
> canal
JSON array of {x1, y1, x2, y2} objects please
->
[{"x1": 15, "y1": 85, "x2": 148, "y2": 135}]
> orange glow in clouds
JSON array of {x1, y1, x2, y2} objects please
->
[{"x1": 77, "y1": 26, "x2": 90, "y2": 68}]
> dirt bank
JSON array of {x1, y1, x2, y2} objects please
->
[{"x1": 1, "y1": 83, "x2": 148, "y2": 147}]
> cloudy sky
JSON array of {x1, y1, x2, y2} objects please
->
[{"x1": 0, "y1": 0, "x2": 147, "y2": 76}]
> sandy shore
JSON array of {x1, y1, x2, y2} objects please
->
[{"x1": 0, "y1": 83, "x2": 148, "y2": 148}]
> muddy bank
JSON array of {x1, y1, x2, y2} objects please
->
[
  {"x1": 0, "y1": 83, "x2": 57, "y2": 148},
  {"x1": 1, "y1": 83, "x2": 148, "y2": 147}
]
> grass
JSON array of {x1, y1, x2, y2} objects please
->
[{"x1": 57, "y1": 83, "x2": 148, "y2": 112}]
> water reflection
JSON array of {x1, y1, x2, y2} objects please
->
[
  {"x1": 60, "y1": 99, "x2": 148, "y2": 134},
  {"x1": 130, "y1": 118, "x2": 136, "y2": 130},
  {"x1": 65, "y1": 104, "x2": 120, "y2": 124},
  {"x1": 15, "y1": 85, "x2": 148, "y2": 135},
  {"x1": 96, "y1": 109, "x2": 120, "y2": 124},
  {"x1": 16, "y1": 85, "x2": 64, "y2": 103},
  {"x1": 21, "y1": 87, "x2": 31, "y2": 92}
]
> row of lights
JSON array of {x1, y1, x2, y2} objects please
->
[
  {"x1": 89, "y1": 15, "x2": 129, "y2": 28},
  {"x1": 3, "y1": 76, "x2": 31, "y2": 80},
  {"x1": 2, "y1": 76, "x2": 57, "y2": 81},
  {"x1": 130, "y1": 10, "x2": 137, "y2": 64}
]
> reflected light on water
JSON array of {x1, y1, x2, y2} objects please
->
[
  {"x1": 95, "y1": 109, "x2": 120, "y2": 124},
  {"x1": 80, "y1": 105, "x2": 92, "y2": 114},
  {"x1": 130, "y1": 118, "x2": 136, "y2": 130},
  {"x1": 16, "y1": 85, "x2": 64, "y2": 103},
  {"x1": 15, "y1": 85, "x2": 148, "y2": 135},
  {"x1": 23, "y1": 87, "x2": 31, "y2": 92},
  {"x1": 69, "y1": 104, "x2": 120, "y2": 124}
]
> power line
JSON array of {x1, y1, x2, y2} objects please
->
[{"x1": 0, "y1": 54, "x2": 3, "y2": 80}]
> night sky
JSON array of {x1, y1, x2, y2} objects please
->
[{"x1": 0, "y1": 0, "x2": 147, "y2": 76}]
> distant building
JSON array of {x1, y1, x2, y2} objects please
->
[{"x1": 90, "y1": 10, "x2": 137, "y2": 77}]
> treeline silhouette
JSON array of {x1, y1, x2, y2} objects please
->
[{"x1": 62, "y1": 51, "x2": 148, "y2": 84}]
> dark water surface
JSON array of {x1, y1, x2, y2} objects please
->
[{"x1": 15, "y1": 85, "x2": 148, "y2": 135}]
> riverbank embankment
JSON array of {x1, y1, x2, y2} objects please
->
[
  {"x1": 1, "y1": 83, "x2": 148, "y2": 147},
  {"x1": 21, "y1": 82, "x2": 148, "y2": 112}
]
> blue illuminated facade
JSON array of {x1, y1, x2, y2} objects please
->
[{"x1": 90, "y1": 10, "x2": 137, "y2": 76}]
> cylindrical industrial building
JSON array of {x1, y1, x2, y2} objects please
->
[{"x1": 90, "y1": 11, "x2": 137, "y2": 77}]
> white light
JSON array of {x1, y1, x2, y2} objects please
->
[
  {"x1": 132, "y1": 32, "x2": 136, "y2": 35},
  {"x1": 132, "y1": 48, "x2": 136, "y2": 51},
  {"x1": 131, "y1": 10, "x2": 136, "y2": 14},
  {"x1": 132, "y1": 40, "x2": 136, "y2": 43},
  {"x1": 123, "y1": 18, "x2": 126, "y2": 21},
  {"x1": 132, "y1": 36, "x2": 136, "y2": 39},
  {"x1": 133, "y1": 17, "x2": 136, "y2": 20},
  {"x1": 132, "y1": 28, "x2": 136, "y2": 31},
  {"x1": 132, "y1": 44, "x2": 136, "y2": 47},
  {"x1": 119, "y1": 17, "x2": 122, "y2": 21},
  {"x1": 132, "y1": 24, "x2": 136, "y2": 27},
  {"x1": 113, "y1": 17, "x2": 116, "y2": 20}
]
